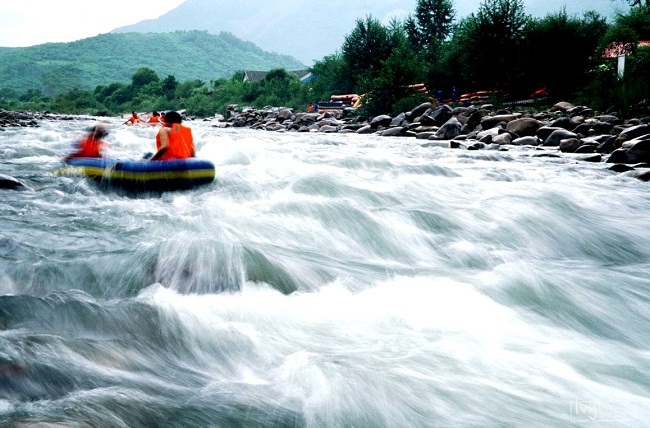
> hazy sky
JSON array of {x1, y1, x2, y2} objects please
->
[
  {"x1": 0, "y1": 0, "x2": 631, "y2": 48},
  {"x1": 0, "y1": 0, "x2": 185, "y2": 47}
]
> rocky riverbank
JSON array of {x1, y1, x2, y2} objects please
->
[
  {"x1": 0, "y1": 109, "x2": 80, "y2": 127},
  {"x1": 219, "y1": 101, "x2": 650, "y2": 181}
]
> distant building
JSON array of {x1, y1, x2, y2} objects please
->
[{"x1": 242, "y1": 69, "x2": 314, "y2": 83}]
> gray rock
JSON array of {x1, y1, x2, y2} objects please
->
[
  {"x1": 608, "y1": 164, "x2": 635, "y2": 172},
  {"x1": 0, "y1": 174, "x2": 24, "y2": 189},
  {"x1": 481, "y1": 114, "x2": 519, "y2": 130},
  {"x1": 381, "y1": 126, "x2": 408, "y2": 137},
  {"x1": 506, "y1": 118, "x2": 542, "y2": 137},
  {"x1": 512, "y1": 136, "x2": 541, "y2": 146},
  {"x1": 559, "y1": 138, "x2": 581, "y2": 152},
  {"x1": 370, "y1": 115, "x2": 393, "y2": 130},
  {"x1": 619, "y1": 124, "x2": 650, "y2": 140},
  {"x1": 543, "y1": 129, "x2": 578, "y2": 146},
  {"x1": 410, "y1": 102, "x2": 433, "y2": 119},
  {"x1": 492, "y1": 133, "x2": 512, "y2": 145},
  {"x1": 432, "y1": 117, "x2": 462, "y2": 140},
  {"x1": 606, "y1": 148, "x2": 630, "y2": 164},
  {"x1": 625, "y1": 139, "x2": 650, "y2": 163}
]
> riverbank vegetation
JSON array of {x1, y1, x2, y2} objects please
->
[{"x1": 1, "y1": 0, "x2": 648, "y2": 119}]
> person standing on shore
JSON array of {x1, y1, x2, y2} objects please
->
[{"x1": 149, "y1": 111, "x2": 194, "y2": 161}]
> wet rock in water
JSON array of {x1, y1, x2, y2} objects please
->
[
  {"x1": 0, "y1": 174, "x2": 25, "y2": 189},
  {"x1": 370, "y1": 115, "x2": 392, "y2": 130},
  {"x1": 543, "y1": 129, "x2": 578, "y2": 147},
  {"x1": 506, "y1": 118, "x2": 543, "y2": 137},
  {"x1": 512, "y1": 136, "x2": 541, "y2": 146},
  {"x1": 381, "y1": 126, "x2": 408, "y2": 137},
  {"x1": 624, "y1": 139, "x2": 650, "y2": 164},
  {"x1": 559, "y1": 138, "x2": 581, "y2": 152},
  {"x1": 619, "y1": 124, "x2": 650, "y2": 140},
  {"x1": 635, "y1": 170, "x2": 650, "y2": 181},
  {"x1": 608, "y1": 164, "x2": 635, "y2": 172},
  {"x1": 431, "y1": 117, "x2": 462, "y2": 140}
]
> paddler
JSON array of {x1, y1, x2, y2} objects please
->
[
  {"x1": 123, "y1": 111, "x2": 141, "y2": 125},
  {"x1": 64, "y1": 125, "x2": 109, "y2": 160},
  {"x1": 149, "y1": 111, "x2": 195, "y2": 161}
]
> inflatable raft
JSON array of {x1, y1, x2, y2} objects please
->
[{"x1": 61, "y1": 158, "x2": 215, "y2": 192}]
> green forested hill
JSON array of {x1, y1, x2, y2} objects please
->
[{"x1": 0, "y1": 31, "x2": 305, "y2": 95}]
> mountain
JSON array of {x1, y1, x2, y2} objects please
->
[
  {"x1": 0, "y1": 31, "x2": 304, "y2": 95},
  {"x1": 111, "y1": 0, "x2": 631, "y2": 65}
]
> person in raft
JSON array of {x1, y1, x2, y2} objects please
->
[
  {"x1": 147, "y1": 111, "x2": 162, "y2": 124},
  {"x1": 64, "y1": 125, "x2": 109, "y2": 160},
  {"x1": 123, "y1": 111, "x2": 141, "y2": 125},
  {"x1": 149, "y1": 111, "x2": 195, "y2": 161}
]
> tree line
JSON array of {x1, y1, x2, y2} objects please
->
[{"x1": 1, "y1": 0, "x2": 648, "y2": 119}]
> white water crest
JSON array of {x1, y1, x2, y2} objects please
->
[{"x1": 1, "y1": 117, "x2": 649, "y2": 426}]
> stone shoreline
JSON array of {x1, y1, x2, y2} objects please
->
[
  {"x1": 218, "y1": 101, "x2": 650, "y2": 181},
  {"x1": 2, "y1": 101, "x2": 649, "y2": 188}
]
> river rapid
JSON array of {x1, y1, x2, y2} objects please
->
[{"x1": 1, "y1": 117, "x2": 649, "y2": 427}]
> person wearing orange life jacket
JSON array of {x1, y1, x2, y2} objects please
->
[
  {"x1": 123, "y1": 111, "x2": 141, "y2": 125},
  {"x1": 64, "y1": 125, "x2": 109, "y2": 161},
  {"x1": 150, "y1": 111, "x2": 195, "y2": 161},
  {"x1": 147, "y1": 111, "x2": 162, "y2": 125}
]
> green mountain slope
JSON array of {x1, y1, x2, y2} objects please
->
[{"x1": 0, "y1": 31, "x2": 304, "y2": 95}]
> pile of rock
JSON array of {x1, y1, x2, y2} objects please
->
[
  {"x1": 0, "y1": 109, "x2": 81, "y2": 128},
  {"x1": 219, "y1": 101, "x2": 650, "y2": 181}
]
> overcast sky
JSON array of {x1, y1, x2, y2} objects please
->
[
  {"x1": 0, "y1": 0, "x2": 185, "y2": 47},
  {"x1": 0, "y1": 0, "x2": 631, "y2": 48}
]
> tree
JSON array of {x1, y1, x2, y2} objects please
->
[
  {"x1": 342, "y1": 16, "x2": 393, "y2": 87},
  {"x1": 364, "y1": 25, "x2": 428, "y2": 116},
  {"x1": 444, "y1": 0, "x2": 530, "y2": 92},
  {"x1": 309, "y1": 54, "x2": 354, "y2": 102},
  {"x1": 522, "y1": 10, "x2": 608, "y2": 99},
  {"x1": 627, "y1": 0, "x2": 649, "y2": 8},
  {"x1": 406, "y1": 0, "x2": 456, "y2": 53},
  {"x1": 131, "y1": 67, "x2": 160, "y2": 91}
]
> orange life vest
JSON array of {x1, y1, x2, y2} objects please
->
[
  {"x1": 129, "y1": 115, "x2": 139, "y2": 123},
  {"x1": 70, "y1": 137, "x2": 105, "y2": 158},
  {"x1": 147, "y1": 116, "x2": 161, "y2": 124},
  {"x1": 156, "y1": 124, "x2": 194, "y2": 160}
]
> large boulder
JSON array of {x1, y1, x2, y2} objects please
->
[
  {"x1": 549, "y1": 116, "x2": 580, "y2": 131},
  {"x1": 619, "y1": 124, "x2": 650, "y2": 140},
  {"x1": 492, "y1": 133, "x2": 513, "y2": 145},
  {"x1": 410, "y1": 102, "x2": 433, "y2": 119},
  {"x1": 543, "y1": 129, "x2": 578, "y2": 146},
  {"x1": 381, "y1": 126, "x2": 408, "y2": 137},
  {"x1": 506, "y1": 118, "x2": 543, "y2": 137},
  {"x1": 420, "y1": 105, "x2": 453, "y2": 126},
  {"x1": 356, "y1": 125, "x2": 374, "y2": 134},
  {"x1": 276, "y1": 108, "x2": 294, "y2": 122},
  {"x1": 512, "y1": 136, "x2": 541, "y2": 146},
  {"x1": 390, "y1": 112, "x2": 407, "y2": 127},
  {"x1": 625, "y1": 139, "x2": 650, "y2": 163},
  {"x1": 559, "y1": 138, "x2": 581, "y2": 152},
  {"x1": 480, "y1": 114, "x2": 519, "y2": 130},
  {"x1": 370, "y1": 115, "x2": 393, "y2": 130},
  {"x1": 550, "y1": 101, "x2": 575, "y2": 112},
  {"x1": 0, "y1": 174, "x2": 25, "y2": 189},
  {"x1": 432, "y1": 117, "x2": 462, "y2": 140}
]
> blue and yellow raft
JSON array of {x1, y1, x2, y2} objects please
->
[{"x1": 60, "y1": 158, "x2": 215, "y2": 192}]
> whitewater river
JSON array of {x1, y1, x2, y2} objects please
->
[{"x1": 1, "y1": 117, "x2": 649, "y2": 427}]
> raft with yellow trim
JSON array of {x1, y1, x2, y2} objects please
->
[{"x1": 61, "y1": 158, "x2": 215, "y2": 192}]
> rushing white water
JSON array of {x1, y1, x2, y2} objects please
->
[{"x1": 1, "y1": 117, "x2": 649, "y2": 426}]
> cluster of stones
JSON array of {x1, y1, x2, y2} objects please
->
[
  {"x1": 0, "y1": 109, "x2": 78, "y2": 128},
  {"x1": 219, "y1": 102, "x2": 650, "y2": 181}
]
